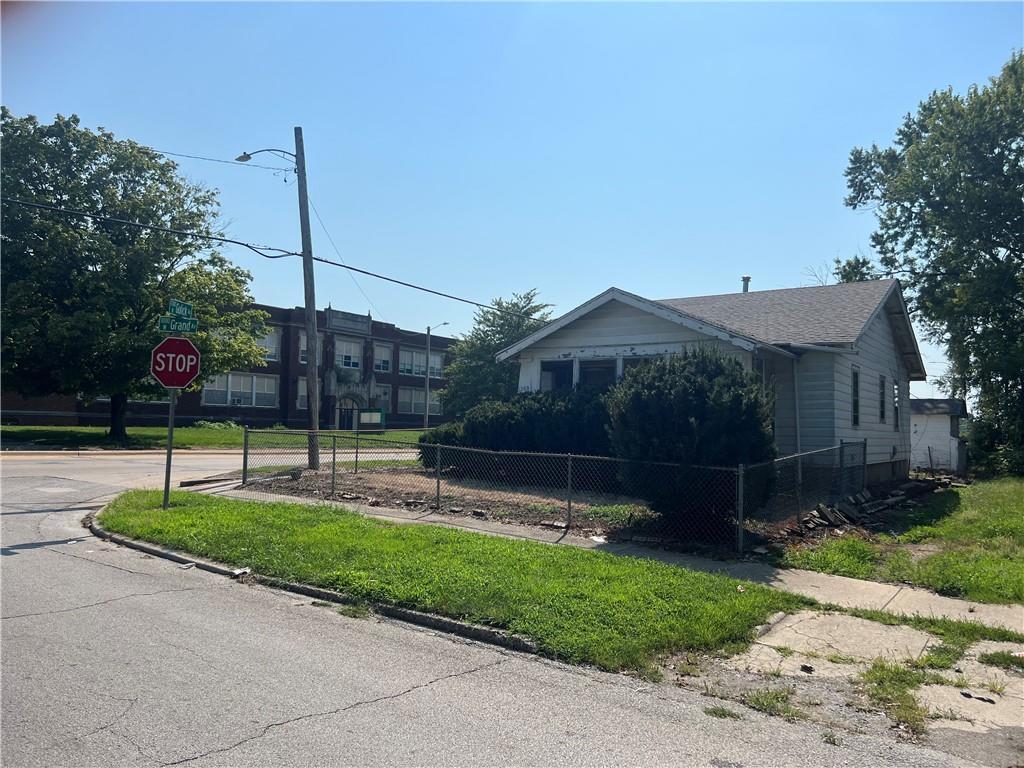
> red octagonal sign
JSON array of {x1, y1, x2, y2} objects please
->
[{"x1": 151, "y1": 337, "x2": 201, "y2": 389}]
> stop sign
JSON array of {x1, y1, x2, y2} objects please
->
[{"x1": 151, "y1": 337, "x2": 201, "y2": 389}]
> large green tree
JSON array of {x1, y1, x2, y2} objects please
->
[
  {"x1": 439, "y1": 290, "x2": 551, "y2": 418},
  {"x1": 1, "y1": 109, "x2": 268, "y2": 439},
  {"x1": 840, "y1": 53, "x2": 1024, "y2": 471}
]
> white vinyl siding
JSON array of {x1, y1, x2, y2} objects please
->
[
  {"x1": 515, "y1": 299, "x2": 752, "y2": 392},
  {"x1": 203, "y1": 373, "x2": 278, "y2": 408},
  {"x1": 833, "y1": 308, "x2": 911, "y2": 466}
]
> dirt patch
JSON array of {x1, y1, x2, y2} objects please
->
[{"x1": 248, "y1": 466, "x2": 659, "y2": 538}]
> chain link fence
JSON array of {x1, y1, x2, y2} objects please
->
[{"x1": 238, "y1": 429, "x2": 865, "y2": 553}]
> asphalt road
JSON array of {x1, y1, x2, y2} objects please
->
[{"x1": 1, "y1": 452, "x2": 976, "y2": 767}]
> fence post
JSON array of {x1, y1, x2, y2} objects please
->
[
  {"x1": 736, "y1": 464, "x2": 745, "y2": 554},
  {"x1": 354, "y1": 432, "x2": 360, "y2": 474},
  {"x1": 435, "y1": 444, "x2": 442, "y2": 510},
  {"x1": 242, "y1": 426, "x2": 249, "y2": 484},
  {"x1": 331, "y1": 434, "x2": 337, "y2": 497},
  {"x1": 566, "y1": 454, "x2": 574, "y2": 529}
]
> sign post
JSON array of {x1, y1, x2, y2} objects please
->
[
  {"x1": 152, "y1": 302, "x2": 201, "y2": 509},
  {"x1": 163, "y1": 389, "x2": 177, "y2": 509}
]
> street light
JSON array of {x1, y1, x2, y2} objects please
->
[
  {"x1": 424, "y1": 321, "x2": 449, "y2": 430},
  {"x1": 237, "y1": 129, "x2": 321, "y2": 469}
]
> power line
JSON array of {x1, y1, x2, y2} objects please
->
[
  {"x1": 4, "y1": 198, "x2": 534, "y2": 320},
  {"x1": 153, "y1": 149, "x2": 293, "y2": 172},
  {"x1": 307, "y1": 197, "x2": 386, "y2": 322},
  {"x1": 1, "y1": 198, "x2": 300, "y2": 259},
  {"x1": 309, "y1": 253, "x2": 536, "y2": 320}
]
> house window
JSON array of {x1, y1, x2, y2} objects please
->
[
  {"x1": 372, "y1": 383, "x2": 391, "y2": 413},
  {"x1": 540, "y1": 360, "x2": 573, "y2": 392},
  {"x1": 202, "y1": 374, "x2": 229, "y2": 405},
  {"x1": 428, "y1": 389, "x2": 441, "y2": 415},
  {"x1": 298, "y1": 331, "x2": 324, "y2": 365},
  {"x1": 296, "y1": 376, "x2": 307, "y2": 410},
  {"x1": 399, "y1": 349, "x2": 427, "y2": 376},
  {"x1": 373, "y1": 345, "x2": 392, "y2": 373},
  {"x1": 893, "y1": 380, "x2": 900, "y2": 432},
  {"x1": 879, "y1": 375, "x2": 886, "y2": 423},
  {"x1": 579, "y1": 359, "x2": 617, "y2": 389},
  {"x1": 258, "y1": 327, "x2": 281, "y2": 362},
  {"x1": 334, "y1": 337, "x2": 362, "y2": 369},
  {"x1": 428, "y1": 352, "x2": 444, "y2": 379},
  {"x1": 204, "y1": 373, "x2": 278, "y2": 408},
  {"x1": 851, "y1": 367, "x2": 860, "y2": 427}
]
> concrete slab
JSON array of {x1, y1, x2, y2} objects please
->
[
  {"x1": 751, "y1": 611, "x2": 936, "y2": 662},
  {"x1": 919, "y1": 684, "x2": 1024, "y2": 729},
  {"x1": 883, "y1": 587, "x2": 1024, "y2": 634},
  {"x1": 727, "y1": 641, "x2": 867, "y2": 679}
]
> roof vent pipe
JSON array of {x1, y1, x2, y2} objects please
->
[{"x1": 741, "y1": 275, "x2": 751, "y2": 293}]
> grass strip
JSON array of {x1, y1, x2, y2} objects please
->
[
  {"x1": 978, "y1": 650, "x2": 1024, "y2": 673},
  {"x1": 99, "y1": 490, "x2": 808, "y2": 673},
  {"x1": 780, "y1": 478, "x2": 1024, "y2": 604}
]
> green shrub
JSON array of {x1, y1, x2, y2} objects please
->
[
  {"x1": 191, "y1": 419, "x2": 243, "y2": 430},
  {"x1": 604, "y1": 349, "x2": 775, "y2": 528}
]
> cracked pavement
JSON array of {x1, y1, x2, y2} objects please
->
[{"x1": 2, "y1": 453, "x2": 981, "y2": 766}]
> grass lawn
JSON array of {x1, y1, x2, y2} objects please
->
[
  {"x1": 1, "y1": 425, "x2": 424, "y2": 450},
  {"x1": 782, "y1": 478, "x2": 1024, "y2": 604},
  {"x1": 100, "y1": 490, "x2": 808, "y2": 673}
]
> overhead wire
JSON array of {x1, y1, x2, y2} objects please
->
[
  {"x1": 307, "y1": 196, "x2": 386, "y2": 322},
  {"x1": 1, "y1": 198, "x2": 300, "y2": 259},
  {"x1": 152, "y1": 149, "x2": 293, "y2": 172},
  {"x1": 3, "y1": 198, "x2": 535, "y2": 320}
]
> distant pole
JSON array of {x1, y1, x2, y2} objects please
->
[
  {"x1": 424, "y1": 325, "x2": 431, "y2": 430},
  {"x1": 294, "y1": 126, "x2": 320, "y2": 470}
]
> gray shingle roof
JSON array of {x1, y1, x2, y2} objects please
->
[
  {"x1": 656, "y1": 279, "x2": 898, "y2": 345},
  {"x1": 910, "y1": 399, "x2": 968, "y2": 417}
]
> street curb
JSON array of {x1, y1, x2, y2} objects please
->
[{"x1": 85, "y1": 511, "x2": 539, "y2": 657}]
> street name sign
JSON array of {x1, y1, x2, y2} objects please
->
[
  {"x1": 168, "y1": 298, "x2": 195, "y2": 318},
  {"x1": 158, "y1": 315, "x2": 199, "y2": 334}
]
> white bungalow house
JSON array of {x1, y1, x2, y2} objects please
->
[
  {"x1": 910, "y1": 399, "x2": 968, "y2": 475},
  {"x1": 496, "y1": 279, "x2": 927, "y2": 483}
]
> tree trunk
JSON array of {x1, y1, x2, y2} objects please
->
[{"x1": 109, "y1": 393, "x2": 128, "y2": 441}]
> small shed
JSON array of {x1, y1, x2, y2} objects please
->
[{"x1": 910, "y1": 399, "x2": 968, "y2": 475}]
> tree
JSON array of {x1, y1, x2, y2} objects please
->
[
  {"x1": 439, "y1": 290, "x2": 552, "y2": 417},
  {"x1": 842, "y1": 53, "x2": 1024, "y2": 472},
  {"x1": 1, "y1": 109, "x2": 268, "y2": 439},
  {"x1": 832, "y1": 255, "x2": 878, "y2": 284}
]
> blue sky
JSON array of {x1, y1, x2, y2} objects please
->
[{"x1": 3, "y1": 2, "x2": 1021, "y2": 396}]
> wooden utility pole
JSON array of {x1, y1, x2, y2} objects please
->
[{"x1": 294, "y1": 126, "x2": 320, "y2": 469}]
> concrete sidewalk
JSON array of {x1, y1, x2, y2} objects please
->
[{"x1": 210, "y1": 482, "x2": 1024, "y2": 633}]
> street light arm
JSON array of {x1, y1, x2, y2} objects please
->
[{"x1": 235, "y1": 148, "x2": 297, "y2": 163}]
